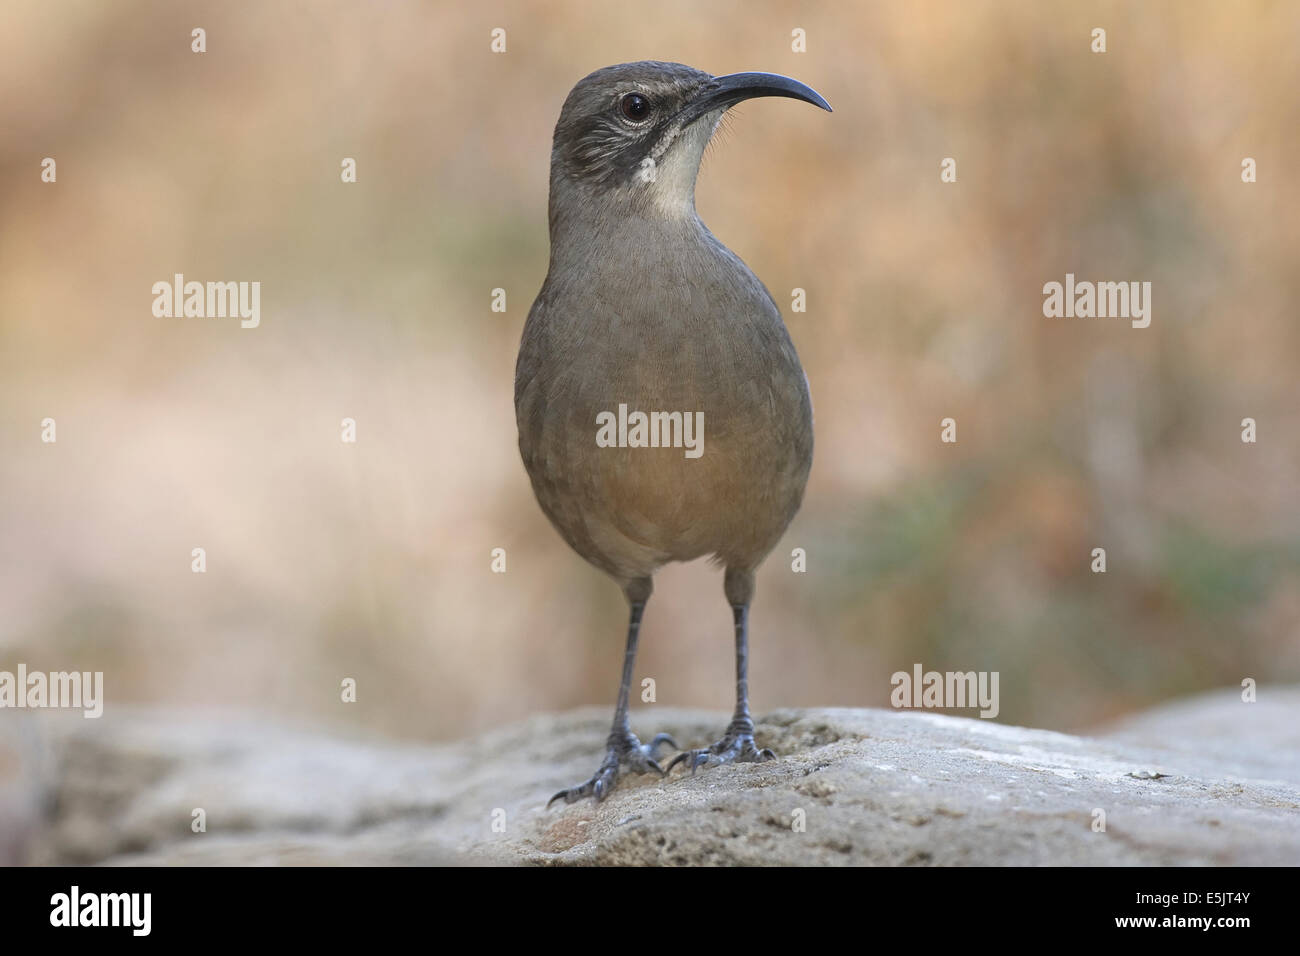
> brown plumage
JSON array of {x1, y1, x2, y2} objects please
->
[{"x1": 515, "y1": 61, "x2": 829, "y2": 803}]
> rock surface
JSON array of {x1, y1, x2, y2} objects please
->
[{"x1": 16, "y1": 689, "x2": 1300, "y2": 865}]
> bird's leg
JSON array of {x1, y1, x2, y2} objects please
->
[
  {"x1": 668, "y1": 601, "x2": 776, "y2": 774},
  {"x1": 548, "y1": 586, "x2": 677, "y2": 806}
]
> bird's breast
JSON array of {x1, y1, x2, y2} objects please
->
[{"x1": 515, "y1": 224, "x2": 813, "y2": 572}]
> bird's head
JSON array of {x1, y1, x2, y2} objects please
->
[{"x1": 549, "y1": 61, "x2": 831, "y2": 223}]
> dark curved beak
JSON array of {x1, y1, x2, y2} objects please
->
[{"x1": 677, "y1": 71, "x2": 832, "y2": 128}]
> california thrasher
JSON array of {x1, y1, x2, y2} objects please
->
[{"x1": 515, "y1": 61, "x2": 829, "y2": 804}]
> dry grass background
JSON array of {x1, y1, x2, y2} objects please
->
[{"x1": 1, "y1": 1, "x2": 1298, "y2": 743}]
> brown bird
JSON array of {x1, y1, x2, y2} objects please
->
[{"x1": 515, "y1": 61, "x2": 829, "y2": 804}]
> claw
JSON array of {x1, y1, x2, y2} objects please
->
[
  {"x1": 666, "y1": 734, "x2": 776, "y2": 777},
  {"x1": 547, "y1": 730, "x2": 677, "y2": 806},
  {"x1": 647, "y1": 733, "x2": 678, "y2": 753},
  {"x1": 666, "y1": 749, "x2": 706, "y2": 775}
]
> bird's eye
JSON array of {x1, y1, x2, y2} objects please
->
[{"x1": 619, "y1": 92, "x2": 651, "y2": 122}]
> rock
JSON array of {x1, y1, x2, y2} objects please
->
[{"x1": 20, "y1": 689, "x2": 1300, "y2": 865}]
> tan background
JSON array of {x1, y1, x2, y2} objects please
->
[{"x1": 1, "y1": 1, "x2": 1297, "y2": 742}]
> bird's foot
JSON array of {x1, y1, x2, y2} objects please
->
[
  {"x1": 547, "y1": 731, "x2": 677, "y2": 806},
  {"x1": 666, "y1": 730, "x2": 775, "y2": 775}
]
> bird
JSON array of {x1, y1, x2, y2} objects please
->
[{"x1": 514, "y1": 61, "x2": 830, "y2": 804}]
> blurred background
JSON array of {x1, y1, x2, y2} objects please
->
[{"x1": 1, "y1": 0, "x2": 1298, "y2": 759}]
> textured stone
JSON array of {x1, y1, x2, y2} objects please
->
[{"x1": 19, "y1": 689, "x2": 1300, "y2": 866}]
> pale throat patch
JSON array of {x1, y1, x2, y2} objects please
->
[{"x1": 640, "y1": 112, "x2": 724, "y2": 218}]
